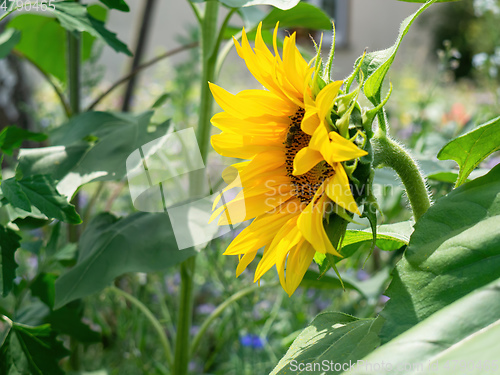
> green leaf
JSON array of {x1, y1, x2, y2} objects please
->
[
  {"x1": 17, "y1": 112, "x2": 170, "y2": 198},
  {"x1": 343, "y1": 221, "x2": 412, "y2": 251},
  {"x1": 0, "y1": 126, "x2": 47, "y2": 156},
  {"x1": 4, "y1": 175, "x2": 81, "y2": 224},
  {"x1": 30, "y1": 273, "x2": 57, "y2": 308},
  {"x1": 349, "y1": 279, "x2": 500, "y2": 375},
  {"x1": 300, "y1": 270, "x2": 362, "y2": 293},
  {"x1": 28, "y1": 272, "x2": 101, "y2": 343},
  {"x1": 7, "y1": 14, "x2": 97, "y2": 83},
  {"x1": 0, "y1": 28, "x2": 21, "y2": 59},
  {"x1": 1, "y1": 178, "x2": 31, "y2": 212},
  {"x1": 360, "y1": 0, "x2": 437, "y2": 105},
  {"x1": 260, "y1": 2, "x2": 331, "y2": 30},
  {"x1": 380, "y1": 164, "x2": 500, "y2": 343},
  {"x1": 99, "y1": 0, "x2": 129, "y2": 12},
  {"x1": 437, "y1": 116, "x2": 500, "y2": 187},
  {"x1": 52, "y1": 1, "x2": 131, "y2": 56},
  {"x1": 54, "y1": 212, "x2": 197, "y2": 308},
  {"x1": 151, "y1": 93, "x2": 170, "y2": 108},
  {"x1": 0, "y1": 321, "x2": 68, "y2": 375},
  {"x1": 271, "y1": 313, "x2": 383, "y2": 375},
  {"x1": 0, "y1": 226, "x2": 21, "y2": 297},
  {"x1": 398, "y1": 0, "x2": 459, "y2": 2},
  {"x1": 45, "y1": 303, "x2": 101, "y2": 343},
  {"x1": 219, "y1": 0, "x2": 299, "y2": 10}
]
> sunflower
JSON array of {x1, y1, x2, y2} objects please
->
[{"x1": 209, "y1": 23, "x2": 367, "y2": 296}]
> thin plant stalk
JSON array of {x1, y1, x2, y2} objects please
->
[
  {"x1": 109, "y1": 286, "x2": 174, "y2": 366},
  {"x1": 66, "y1": 27, "x2": 82, "y2": 371},
  {"x1": 190, "y1": 282, "x2": 279, "y2": 356}
]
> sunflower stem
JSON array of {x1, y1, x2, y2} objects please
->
[
  {"x1": 173, "y1": 256, "x2": 197, "y2": 375},
  {"x1": 372, "y1": 130, "x2": 431, "y2": 221},
  {"x1": 174, "y1": 2, "x2": 220, "y2": 375}
]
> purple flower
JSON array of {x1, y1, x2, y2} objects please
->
[
  {"x1": 240, "y1": 334, "x2": 264, "y2": 349},
  {"x1": 357, "y1": 269, "x2": 370, "y2": 281}
]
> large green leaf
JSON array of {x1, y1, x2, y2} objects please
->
[
  {"x1": 0, "y1": 226, "x2": 21, "y2": 297},
  {"x1": 0, "y1": 320, "x2": 68, "y2": 375},
  {"x1": 380, "y1": 164, "x2": 500, "y2": 343},
  {"x1": 438, "y1": 116, "x2": 500, "y2": 187},
  {"x1": 2, "y1": 175, "x2": 81, "y2": 224},
  {"x1": 0, "y1": 28, "x2": 21, "y2": 59},
  {"x1": 271, "y1": 314, "x2": 383, "y2": 375},
  {"x1": 52, "y1": 1, "x2": 131, "y2": 56},
  {"x1": 360, "y1": 0, "x2": 436, "y2": 105},
  {"x1": 7, "y1": 7, "x2": 105, "y2": 83},
  {"x1": 99, "y1": 0, "x2": 129, "y2": 12},
  {"x1": 260, "y1": 2, "x2": 331, "y2": 30},
  {"x1": 220, "y1": 0, "x2": 299, "y2": 9},
  {"x1": 0, "y1": 126, "x2": 47, "y2": 156},
  {"x1": 348, "y1": 279, "x2": 500, "y2": 375},
  {"x1": 17, "y1": 111, "x2": 170, "y2": 198},
  {"x1": 54, "y1": 212, "x2": 197, "y2": 308}
]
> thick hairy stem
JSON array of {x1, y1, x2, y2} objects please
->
[{"x1": 372, "y1": 131, "x2": 431, "y2": 221}]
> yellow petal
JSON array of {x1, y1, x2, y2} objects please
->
[
  {"x1": 224, "y1": 210, "x2": 296, "y2": 256},
  {"x1": 315, "y1": 80, "x2": 343, "y2": 120},
  {"x1": 236, "y1": 249, "x2": 258, "y2": 276},
  {"x1": 297, "y1": 192, "x2": 341, "y2": 256},
  {"x1": 292, "y1": 147, "x2": 323, "y2": 175},
  {"x1": 284, "y1": 240, "x2": 316, "y2": 296},
  {"x1": 254, "y1": 215, "x2": 301, "y2": 282},
  {"x1": 325, "y1": 164, "x2": 361, "y2": 215},
  {"x1": 211, "y1": 133, "x2": 282, "y2": 159}
]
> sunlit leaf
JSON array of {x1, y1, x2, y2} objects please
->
[
  {"x1": 7, "y1": 9, "x2": 104, "y2": 83},
  {"x1": 271, "y1": 314, "x2": 383, "y2": 375},
  {"x1": 350, "y1": 279, "x2": 500, "y2": 375},
  {"x1": 380, "y1": 164, "x2": 500, "y2": 343},
  {"x1": 438, "y1": 116, "x2": 500, "y2": 187},
  {"x1": 17, "y1": 112, "x2": 171, "y2": 198},
  {"x1": 260, "y1": 2, "x2": 331, "y2": 30},
  {"x1": 0, "y1": 126, "x2": 47, "y2": 156},
  {"x1": 2, "y1": 175, "x2": 81, "y2": 224},
  {"x1": 359, "y1": 0, "x2": 437, "y2": 105},
  {"x1": 52, "y1": 1, "x2": 131, "y2": 56}
]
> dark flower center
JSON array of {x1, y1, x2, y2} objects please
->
[{"x1": 284, "y1": 108, "x2": 334, "y2": 204}]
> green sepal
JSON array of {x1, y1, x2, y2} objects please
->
[
  {"x1": 344, "y1": 51, "x2": 366, "y2": 94},
  {"x1": 362, "y1": 82, "x2": 393, "y2": 133},
  {"x1": 323, "y1": 21, "x2": 335, "y2": 82}
]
